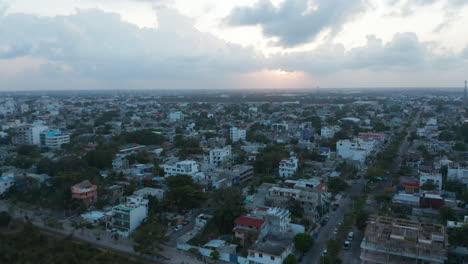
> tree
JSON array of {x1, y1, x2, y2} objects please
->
[
  {"x1": 132, "y1": 222, "x2": 167, "y2": 256},
  {"x1": 210, "y1": 250, "x2": 220, "y2": 261},
  {"x1": 164, "y1": 174, "x2": 206, "y2": 212},
  {"x1": 0, "y1": 211, "x2": 11, "y2": 227},
  {"x1": 439, "y1": 205, "x2": 455, "y2": 224},
  {"x1": 448, "y1": 225, "x2": 468, "y2": 247},
  {"x1": 294, "y1": 233, "x2": 314, "y2": 256},
  {"x1": 283, "y1": 254, "x2": 297, "y2": 264},
  {"x1": 421, "y1": 181, "x2": 437, "y2": 191},
  {"x1": 355, "y1": 209, "x2": 369, "y2": 230},
  {"x1": 328, "y1": 177, "x2": 349, "y2": 193},
  {"x1": 453, "y1": 142, "x2": 466, "y2": 151}
]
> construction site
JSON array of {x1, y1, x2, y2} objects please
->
[{"x1": 360, "y1": 215, "x2": 448, "y2": 264}]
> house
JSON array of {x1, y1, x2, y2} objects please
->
[
  {"x1": 320, "y1": 125, "x2": 341, "y2": 138},
  {"x1": 0, "y1": 172, "x2": 15, "y2": 197},
  {"x1": 233, "y1": 215, "x2": 267, "y2": 244},
  {"x1": 420, "y1": 192, "x2": 444, "y2": 209},
  {"x1": 419, "y1": 172, "x2": 443, "y2": 191},
  {"x1": 279, "y1": 157, "x2": 299, "y2": 178},
  {"x1": 224, "y1": 165, "x2": 254, "y2": 183},
  {"x1": 267, "y1": 186, "x2": 321, "y2": 215},
  {"x1": 71, "y1": 180, "x2": 98, "y2": 208},
  {"x1": 247, "y1": 233, "x2": 294, "y2": 264},
  {"x1": 168, "y1": 111, "x2": 184, "y2": 122},
  {"x1": 399, "y1": 176, "x2": 420, "y2": 194},
  {"x1": 112, "y1": 157, "x2": 129, "y2": 170},
  {"x1": 108, "y1": 195, "x2": 149, "y2": 237},
  {"x1": 133, "y1": 187, "x2": 166, "y2": 200}
]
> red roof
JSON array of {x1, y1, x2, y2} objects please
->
[
  {"x1": 233, "y1": 228, "x2": 249, "y2": 233},
  {"x1": 316, "y1": 183, "x2": 327, "y2": 192},
  {"x1": 234, "y1": 216, "x2": 265, "y2": 228}
]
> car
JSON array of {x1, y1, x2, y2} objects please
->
[
  {"x1": 182, "y1": 219, "x2": 190, "y2": 225},
  {"x1": 343, "y1": 240, "x2": 351, "y2": 250},
  {"x1": 174, "y1": 225, "x2": 183, "y2": 232},
  {"x1": 321, "y1": 219, "x2": 328, "y2": 226},
  {"x1": 322, "y1": 249, "x2": 328, "y2": 256}
]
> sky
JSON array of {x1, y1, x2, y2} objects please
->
[{"x1": 1, "y1": 0, "x2": 468, "y2": 90}]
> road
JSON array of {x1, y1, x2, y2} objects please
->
[{"x1": 302, "y1": 103, "x2": 425, "y2": 264}]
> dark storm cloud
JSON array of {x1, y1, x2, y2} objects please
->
[{"x1": 225, "y1": 0, "x2": 365, "y2": 47}]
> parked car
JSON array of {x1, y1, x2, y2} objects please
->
[
  {"x1": 182, "y1": 219, "x2": 190, "y2": 225},
  {"x1": 174, "y1": 225, "x2": 183, "y2": 232},
  {"x1": 322, "y1": 249, "x2": 328, "y2": 256},
  {"x1": 343, "y1": 240, "x2": 351, "y2": 250}
]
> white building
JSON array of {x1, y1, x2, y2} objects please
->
[
  {"x1": 230, "y1": 127, "x2": 246, "y2": 142},
  {"x1": 12, "y1": 124, "x2": 49, "y2": 145},
  {"x1": 0, "y1": 172, "x2": 15, "y2": 196},
  {"x1": 336, "y1": 138, "x2": 376, "y2": 164},
  {"x1": 41, "y1": 130, "x2": 70, "y2": 149},
  {"x1": 168, "y1": 111, "x2": 184, "y2": 122},
  {"x1": 162, "y1": 160, "x2": 199, "y2": 177},
  {"x1": 133, "y1": 187, "x2": 166, "y2": 200},
  {"x1": 209, "y1": 145, "x2": 231, "y2": 167},
  {"x1": 279, "y1": 157, "x2": 299, "y2": 178},
  {"x1": 419, "y1": 172, "x2": 443, "y2": 191},
  {"x1": 447, "y1": 167, "x2": 468, "y2": 186},
  {"x1": 321, "y1": 125, "x2": 341, "y2": 138},
  {"x1": 112, "y1": 157, "x2": 129, "y2": 170},
  {"x1": 108, "y1": 195, "x2": 149, "y2": 237},
  {"x1": 247, "y1": 234, "x2": 294, "y2": 264}
]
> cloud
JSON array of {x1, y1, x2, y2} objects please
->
[
  {"x1": 225, "y1": 0, "x2": 365, "y2": 47},
  {"x1": 0, "y1": 7, "x2": 264, "y2": 80},
  {"x1": 273, "y1": 32, "x2": 466, "y2": 75}
]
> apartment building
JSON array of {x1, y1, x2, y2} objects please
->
[
  {"x1": 419, "y1": 172, "x2": 443, "y2": 191},
  {"x1": 209, "y1": 145, "x2": 231, "y2": 167},
  {"x1": 108, "y1": 195, "x2": 149, "y2": 237},
  {"x1": 360, "y1": 215, "x2": 448, "y2": 264},
  {"x1": 12, "y1": 124, "x2": 49, "y2": 145},
  {"x1": 162, "y1": 160, "x2": 199, "y2": 177},
  {"x1": 41, "y1": 130, "x2": 70, "y2": 149},
  {"x1": 71, "y1": 180, "x2": 98, "y2": 208},
  {"x1": 320, "y1": 125, "x2": 341, "y2": 138},
  {"x1": 267, "y1": 186, "x2": 321, "y2": 215},
  {"x1": 278, "y1": 157, "x2": 299, "y2": 178},
  {"x1": 230, "y1": 127, "x2": 246, "y2": 142}
]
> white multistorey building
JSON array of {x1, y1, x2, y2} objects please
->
[
  {"x1": 168, "y1": 111, "x2": 184, "y2": 122},
  {"x1": 41, "y1": 130, "x2": 70, "y2": 149},
  {"x1": 320, "y1": 125, "x2": 341, "y2": 138},
  {"x1": 12, "y1": 124, "x2": 49, "y2": 145},
  {"x1": 336, "y1": 138, "x2": 376, "y2": 164},
  {"x1": 162, "y1": 160, "x2": 199, "y2": 177},
  {"x1": 209, "y1": 145, "x2": 232, "y2": 167},
  {"x1": 230, "y1": 127, "x2": 246, "y2": 142},
  {"x1": 108, "y1": 195, "x2": 149, "y2": 237},
  {"x1": 447, "y1": 167, "x2": 468, "y2": 186},
  {"x1": 279, "y1": 157, "x2": 299, "y2": 178}
]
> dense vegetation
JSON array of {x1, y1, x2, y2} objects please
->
[{"x1": 0, "y1": 222, "x2": 142, "y2": 264}]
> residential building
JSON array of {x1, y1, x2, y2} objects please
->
[
  {"x1": 320, "y1": 125, "x2": 341, "y2": 138},
  {"x1": 360, "y1": 215, "x2": 448, "y2": 264},
  {"x1": 267, "y1": 186, "x2": 321, "y2": 215},
  {"x1": 0, "y1": 172, "x2": 15, "y2": 197},
  {"x1": 233, "y1": 215, "x2": 266, "y2": 244},
  {"x1": 447, "y1": 167, "x2": 468, "y2": 186},
  {"x1": 168, "y1": 111, "x2": 184, "y2": 122},
  {"x1": 71, "y1": 180, "x2": 98, "y2": 208},
  {"x1": 278, "y1": 157, "x2": 299, "y2": 178},
  {"x1": 112, "y1": 157, "x2": 129, "y2": 170},
  {"x1": 12, "y1": 124, "x2": 49, "y2": 145},
  {"x1": 419, "y1": 172, "x2": 443, "y2": 191},
  {"x1": 209, "y1": 145, "x2": 231, "y2": 167},
  {"x1": 336, "y1": 138, "x2": 376, "y2": 164},
  {"x1": 108, "y1": 195, "x2": 149, "y2": 237},
  {"x1": 230, "y1": 127, "x2": 246, "y2": 142},
  {"x1": 358, "y1": 132, "x2": 385, "y2": 141},
  {"x1": 247, "y1": 233, "x2": 294, "y2": 264},
  {"x1": 162, "y1": 160, "x2": 199, "y2": 177},
  {"x1": 41, "y1": 130, "x2": 70, "y2": 149},
  {"x1": 224, "y1": 165, "x2": 254, "y2": 183},
  {"x1": 133, "y1": 187, "x2": 165, "y2": 200}
]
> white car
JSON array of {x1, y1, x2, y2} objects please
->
[
  {"x1": 344, "y1": 240, "x2": 351, "y2": 250},
  {"x1": 322, "y1": 249, "x2": 328, "y2": 256},
  {"x1": 174, "y1": 225, "x2": 183, "y2": 232}
]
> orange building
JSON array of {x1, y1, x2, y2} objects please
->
[{"x1": 71, "y1": 180, "x2": 98, "y2": 207}]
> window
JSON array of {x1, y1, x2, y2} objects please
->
[
  {"x1": 259, "y1": 253, "x2": 263, "y2": 258},
  {"x1": 270, "y1": 256, "x2": 275, "y2": 260}
]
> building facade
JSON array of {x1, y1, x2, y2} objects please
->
[
  {"x1": 71, "y1": 180, "x2": 98, "y2": 208},
  {"x1": 278, "y1": 157, "x2": 299, "y2": 178},
  {"x1": 108, "y1": 195, "x2": 149, "y2": 237},
  {"x1": 230, "y1": 127, "x2": 246, "y2": 142}
]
